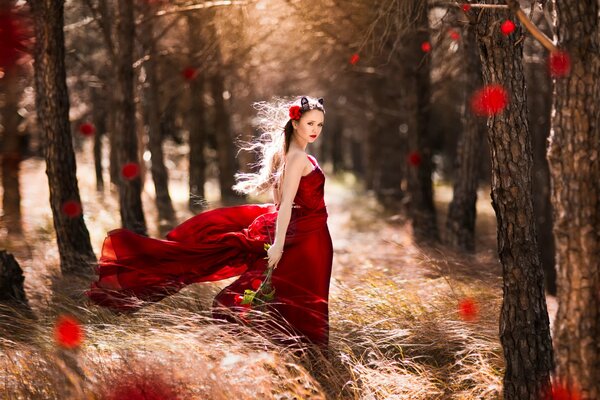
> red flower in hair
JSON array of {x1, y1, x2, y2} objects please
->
[{"x1": 289, "y1": 105, "x2": 302, "y2": 121}]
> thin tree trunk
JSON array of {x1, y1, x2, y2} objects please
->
[
  {"x1": 28, "y1": 0, "x2": 96, "y2": 276},
  {"x1": 0, "y1": 66, "x2": 23, "y2": 236},
  {"x1": 140, "y1": 3, "x2": 175, "y2": 231},
  {"x1": 187, "y1": 14, "x2": 207, "y2": 213},
  {"x1": 407, "y1": 0, "x2": 439, "y2": 242},
  {"x1": 475, "y1": 2, "x2": 554, "y2": 398},
  {"x1": 114, "y1": 0, "x2": 146, "y2": 235},
  {"x1": 549, "y1": 1, "x2": 600, "y2": 397},
  {"x1": 91, "y1": 87, "x2": 106, "y2": 192},
  {"x1": 446, "y1": 23, "x2": 485, "y2": 252}
]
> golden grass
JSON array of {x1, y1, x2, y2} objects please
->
[{"x1": 0, "y1": 142, "x2": 506, "y2": 399}]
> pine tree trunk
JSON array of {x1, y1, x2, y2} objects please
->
[
  {"x1": 91, "y1": 87, "x2": 106, "y2": 192},
  {"x1": 140, "y1": 3, "x2": 175, "y2": 231},
  {"x1": 446, "y1": 24, "x2": 485, "y2": 252},
  {"x1": 28, "y1": 0, "x2": 96, "y2": 275},
  {"x1": 549, "y1": 1, "x2": 600, "y2": 397},
  {"x1": 407, "y1": 0, "x2": 438, "y2": 242},
  {"x1": 187, "y1": 14, "x2": 207, "y2": 213},
  {"x1": 0, "y1": 66, "x2": 23, "y2": 236},
  {"x1": 474, "y1": 3, "x2": 554, "y2": 398},
  {"x1": 114, "y1": 0, "x2": 147, "y2": 235}
]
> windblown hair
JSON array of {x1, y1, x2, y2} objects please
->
[{"x1": 232, "y1": 95, "x2": 325, "y2": 197}]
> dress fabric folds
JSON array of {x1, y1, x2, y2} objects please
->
[{"x1": 85, "y1": 154, "x2": 333, "y2": 347}]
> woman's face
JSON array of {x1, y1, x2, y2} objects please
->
[{"x1": 293, "y1": 109, "x2": 324, "y2": 144}]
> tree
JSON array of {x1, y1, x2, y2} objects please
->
[
  {"x1": 28, "y1": 0, "x2": 96, "y2": 276},
  {"x1": 473, "y1": 2, "x2": 554, "y2": 398},
  {"x1": 548, "y1": 0, "x2": 600, "y2": 396},
  {"x1": 113, "y1": 0, "x2": 147, "y2": 235}
]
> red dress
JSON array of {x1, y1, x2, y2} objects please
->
[{"x1": 85, "y1": 154, "x2": 333, "y2": 347}]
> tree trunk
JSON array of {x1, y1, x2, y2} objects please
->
[
  {"x1": 446, "y1": 23, "x2": 485, "y2": 252},
  {"x1": 474, "y1": 3, "x2": 554, "y2": 398},
  {"x1": 549, "y1": 1, "x2": 600, "y2": 397},
  {"x1": 140, "y1": 3, "x2": 175, "y2": 231},
  {"x1": 114, "y1": 0, "x2": 147, "y2": 235},
  {"x1": 524, "y1": 10, "x2": 556, "y2": 296},
  {"x1": 0, "y1": 250, "x2": 30, "y2": 307},
  {"x1": 406, "y1": 0, "x2": 439, "y2": 243},
  {"x1": 28, "y1": 0, "x2": 96, "y2": 276},
  {"x1": 91, "y1": 86, "x2": 106, "y2": 192},
  {"x1": 187, "y1": 14, "x2": 208, "y2": 213},
  {"x1": 0, "y1": 66, "x2": 23, "y2": 236}
]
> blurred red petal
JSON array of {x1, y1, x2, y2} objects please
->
[
  {"x1": 461, "y1": 4, "x2": 471, "y2": 12},
  {"x1": 62, "y1": 200, "x2": 82, "y2": 218},
  {"x1": 458, "y1": 297, "x2": 479, "y2": 322},
  {"x1": 181, "y1": 66, "x2": 198, "y2": 81},
  {"x1": 251, "y1": 279, "x2": 262, "y2": 290},
  {"x1": 470, "y1": 84, "x2": 508, "y2": 116},
  {"x1": 121, "y1": 162, "x2": 140, "y2": 180},
  {"x1": 78, "y1": 122, "x2": 96, "y2": 136},
  {"x1": 0, "y1": 7, "x2": 33, "y2": 69},
  {"x1": 501, "y1": 20, "x2": 516, "y2": 36},
  {"x1": 549, "y1": 50, "x2": 571, "y2": 78},
  {"x1": 449, "y1": 30, "x2": 460, "y2": 41},
  {"x1": 349, "y1": 53, "x2": 360, "y2": 65},
  {"x1": 421, "y1": 41, "x2": 431, "y2": 53},
  {"x1": 407, "y1": 151, "x2": 422, "y2": 167},
  {"x1": 54, "y1": 315, "x2": 84, "y2": 349}
]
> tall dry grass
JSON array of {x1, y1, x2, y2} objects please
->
[{"x1": 0, "y1": 141, "x2": 505, "y2": 399}]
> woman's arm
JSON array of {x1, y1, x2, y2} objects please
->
[{"x1": 266, "y1": 152, "x2": 304, "y2": 268}]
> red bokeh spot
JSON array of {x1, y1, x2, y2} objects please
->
[
  {"x1": 78, "y1": 122, "x2": 96, "y2": 137},
  {"x1": 251, "y1": 279, "x2": 262, "y2": 290},
  {"x1": 181, "y1": 66, "x2": 198, "y2": 81},
  {"x1": 501, "y1": 20, "x2": 516, "y2": 36},
  {"x1": 121, "y1": 162, "x2": 140, "y2": 180},
  {"x1": 458, "y1": 297, "x2": 479, "y2": 322},
  {"x1": 104, "y1": 370, "x2": 181, "y2": 400},
  {"x1": 0, "y1": 6, "x2": 32, "y2": 70},
  {"x1": 421, "y1": 41, "x2": 431, "y2": 53},
  {"x1": 549, "y1": 50, "x2": 571, "y2": 78},
  {"x1": 62, "y1": 200, "x2": 82, "y2": 218},
  {"x1": 407, "y1": 151, "x2": 422, "y2": 167},
  {"x1": 449, "y1": 30, "x2": 460, "y2": 41},
  {"x1": 542, "y1": 379, "x2": 582, "y2": 400},
  {"x1": 470, "y1": 84, "x2": 509, "y2": 116},
  {"x1": 54, "y1": 315, "x2": 84, "y2": 349},
  {"x1": 461, "y1": 4, "x2": 471, "y2": 12},
  {"x1": 349, "y1": 53, "x2": 360, "y2": 65}
]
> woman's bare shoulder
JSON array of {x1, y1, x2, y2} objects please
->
[{"x1": 285, "y1": 150, "x2": 307, "y2": 169}]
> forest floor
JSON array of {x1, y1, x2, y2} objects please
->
[{"x1": 0, "y1": 139, "x2": 557, "y2": 399}]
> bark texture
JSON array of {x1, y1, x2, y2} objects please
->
[
  {"x1": 549, "y1": 1, "x2": 600, "y2": 397},
  {"x1": 474, "y1": 2, "x2": 554, "y2": 398}
]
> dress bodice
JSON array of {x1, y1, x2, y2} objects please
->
[{"x1": 277, "y1": 154, "x2": 326, "y2": 215}]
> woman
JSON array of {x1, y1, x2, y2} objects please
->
[{"x1": 85, "y1": 95, "x2": 333, "y2": 348}]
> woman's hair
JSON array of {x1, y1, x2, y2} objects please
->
[{"x1": 232, "y1": 95, "x2": 325, "y2": 196}]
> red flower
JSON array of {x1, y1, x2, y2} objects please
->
[
  {"x1": 62, "y1": 200, "x2": 82, "y2": 218},
  {"x1": 449, "y1": 30, "x2": 460, "y2": 41},
  {"x1": 407, "y1": 151, "x2": 422, "y2": 167},
  {"x1": 470, "y1": 84, "x2": 508, "y2": 116},
  {"x1": 349, "y1": 53, "x2": 360, "y2": 65},
  {"x1": 549, "y1": 50, "x2": 571, "y2": 78},
  {"x1": 121, "y1": 162, "x2": 140, "y2": 180},
  {"x1": 501, "y1": 20, "x2": 516, "y2": 36},
  {"x1": 233, "y1": 294, "x2": 243, "y2": 305},
  {"x1": 181, "y1": 66, "x2": 198, "y2": 81},
  {"x1": 289, "y1": 105, "x2": 302, "y2": 120},
  {"x1": 461, "y1": 4, "x2": 471, "y2": 12},
  {"x1": 421, "y1": 41, "x2": 431, "y2": 53},
  {"x1": 78, "y1": 122, "x2": 96, "y2": 137},
  {"x1": 458, "y1": 297, "x2": 479, "y2": 322},
  {"x1": 54, "y1": 314, "x2": 84, "y2": 349}
]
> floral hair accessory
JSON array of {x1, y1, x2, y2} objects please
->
[
  {"x1": 289, "y1": 105, "x2": 301, "y2": 120},
  {"x1": 289, "y1": 96, "x2": 325, "y2": 121}
]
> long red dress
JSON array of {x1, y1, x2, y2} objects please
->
[{"x1": 85, "y1": 154, "x2": 333, "y2": 347}]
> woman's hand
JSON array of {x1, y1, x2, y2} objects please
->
[{"x1": 266, "y1": 242, "x2": 284, "y2": 269}]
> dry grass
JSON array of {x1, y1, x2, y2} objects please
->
[{"x1": 0, "y1": 141, "x2": 506, "y2": 399}]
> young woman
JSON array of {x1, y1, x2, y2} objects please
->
[{"x1": 85, "y1": 95, "x2": 333, "y2": 348}]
